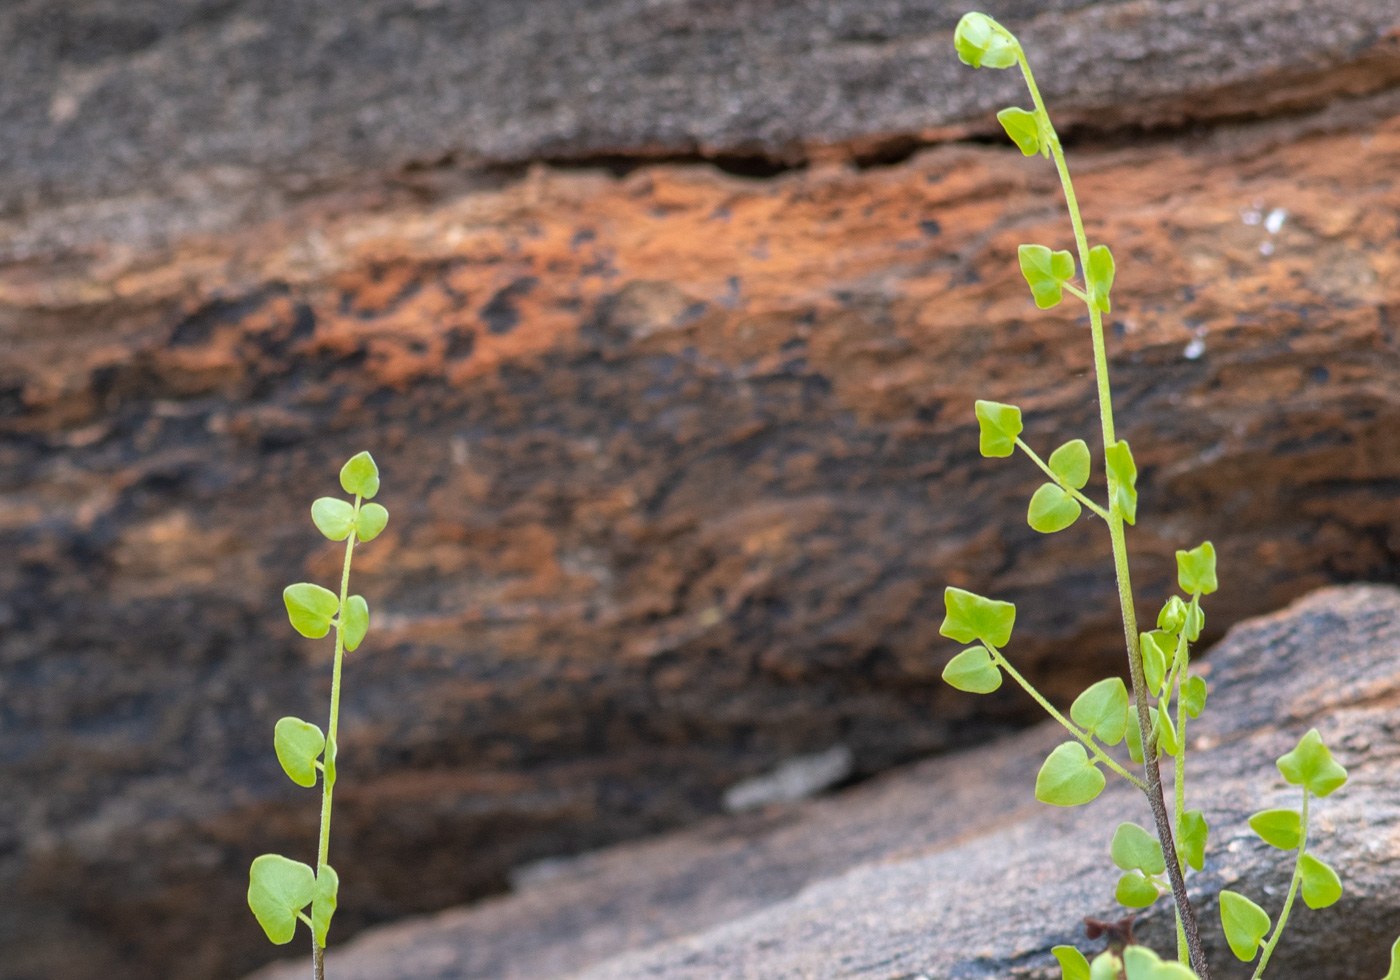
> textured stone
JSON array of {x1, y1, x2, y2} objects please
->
[
  {"x1": 249, "y1": 586, "x2": 1400, "y2": 980},
  {"x1": 4, "y1": 3, "x2": 1400, "y2": 980}
]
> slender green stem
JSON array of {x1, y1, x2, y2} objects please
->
[
  {"x1": 314, "y1": 494, "x2": 360, "y2": 975},
  {"x1": 985, "y1": 642, "x2": 1145, "y2": 790},
  {"x1": 1014, "y1": 438, "x2": 1111, "y2": 520},
  {"x1": 1251, "y1": 791, "x2": 1310, "y2": 980},
  {"x1": 1016, "y1": 45, "x2": 1211, "y2": 979},
  {"x1": 1171, "y1": 617, "x2": 1192, "y2": 963}
]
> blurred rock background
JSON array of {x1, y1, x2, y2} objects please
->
[{"x1": 1, "y1": 1, "x2": 1398, "y2": 978}]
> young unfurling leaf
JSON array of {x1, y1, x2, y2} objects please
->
[
  {"x1": 954, "y1": 12, "x2": 1019, "y2": 69},
  {"x1": 1070, "y1": 677, "x2": 1129, "y2": 745},
  {"x1": 1035, "y1": 742, "x2": 1105, "y2": 807},
  {"x1": 1220, "y1": 890, "x2": 1271, "y2": 961},
  {"x1": 1086, "y1": 244, "x2": 1116, "y2": 313},
  {"x1": 942, "y1": 645, "x2": 1003, "y2": 693},
  {"x1": 1140, "y1": 630, "x2": 1172, "y2": 697},
  {"x1": 1177, "y1": 541, "x2": 1218, "y2": 595},
  {"x1": 997, "y1": 107, "x2": 1043, "y2": 157},
  {"x1": 940, "y1": 587, "x2": 1016, "y2": 647},
  {"x1": 1157, "y1": 595, "x2": 1187, "y2": 634},
  {"x1": 1104, "y1": 440, "x2": 1139, "y2": 525},
  {"x1": 1277, "y1": 729, "x2": 1348, "y2": 797},
  {"x1": 974, "y1": 399, "x2": 1022, "y2": 457},
  {"x1": 1028, "y1": 482, "x2": 1081, "y2": 533},
  {"x1": 1018, "y1": 244, "x2": 1076, "y2": 309}
]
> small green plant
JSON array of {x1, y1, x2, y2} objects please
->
[
  {"x1": 944, "y1": 13, "x2": 1391, "y2": 980},
  {"x1": 247, "y1": 452, "x2": 388, "y2": 979}
]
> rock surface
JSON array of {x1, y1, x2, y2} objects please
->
[
  {"x1": 251, "y1": 585, "x2": 1400, "y2": 980},
  {"x1": 4, "y1": 3, "x2": 1400, "y2": 980}
]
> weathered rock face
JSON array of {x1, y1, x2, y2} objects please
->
[
  {"x1": 249, "y1": 585, "x2": 1400, "y2": 980},
  {"x1": 3, "y1": 2, "x2": 1400, "y2": 980}
]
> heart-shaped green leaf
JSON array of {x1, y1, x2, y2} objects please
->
[
  {"x1": 340, "y1": 451, "x2": 381, "y2": 499},
  {"x1": 248, "y1": 854, "x2": 316, "y2": 945},
  {"x1": 355, "y1": 502, "x2": 389, "y2": 542},
  {"x1": 1176, "y1": 541, "x2": 1218, "y2": 595},
  {"x1": 1087, "y1": 244, "x2": 1116, "y2": 313},
  {"x1": 1111, "y1": 821, "x2": 1166, "y2": 875},
  {"x1": 997, "y1": 107, "x2": 1041, "y2": 156},
  {"x1": 1220, "y1": 889, "x2": 1271, "y2": 961},
  {"x1": 1018, "y1": 244, "x2": 1076, "y2": 309},
  {"x1": 312, "y1": 865, "x2": 340, "y2": 947},
  {"x1": 1053, "y1": 945, "x2": 1091, "y2": 980},
  {"x1": 1157, "y1": 595, "x2": 1187, "y2": 634},
  {"x1": 274, "y1": 717, "x2": 326, "y2": 788},
  {"x1": 1300, "y1": 853, "x2": 1342, "y2": 909},
  {"x1": 1035, "y1": 741, "x2": 1105, "y2": 807},
  {"x1": 1091, "y1": 952, "x2": 1122, "y2": 980},
  {"x1": 942, "y1": 645, "x2": 1002, "y2": 694},
  {"x1": 1070, "y1": 677, "x2": 1129, "y2": 745},
  {"x1": 974, "y1": 399, "x2": 1022, "y2": 458},
  {"x1": 940, "y1": 587, "x2": 1016, "y2": 647},
  {"x1": 1277, "y1": 728, "x2": 1348, "y2": 797},
  {"x1": 954, "y1": 12, "x2": 1018, "y2": 69},
  {"x1": 1116, "y1": 870, "x2": 1160, "y2": 909},
  {"x1": 311, "y1": 497, "x2": 356, "y2": 541},
  {"x1": 341, "y1": 595, "x2": 369, "y2": 652},
  {"x1": 1028, "y1": 482, "x2": 1081, "y2": 533},
  {"x1": 1182, "y1": 675, "x2": 1207, "y2": 718},
  {"x1": 1049, "y1": 439, "x2": 1091, "y2": 490},
  {"x1": 1249, "y1": 808, "x2": 1301, "y2": 850},
  {"x1": 284, "y1": 583, "x2": 340, "y2": 639},
  {"x1": 1105, "y1": 440, "x2": 1138, "y2": 525},
  {"x1": 1140, "y1": 630, "x2": 1172, "y2": 697},
  {"x1": 1180, "y1": 809, "x2": 1208, "y2": 871}
]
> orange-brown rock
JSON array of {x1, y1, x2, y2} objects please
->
[{"x1": 4, "y1": 3, "x2": 1400, "y2": 980}]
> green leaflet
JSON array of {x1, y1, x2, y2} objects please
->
[
  {"x1": 1126, "y1": 707, "x2": 1164, "y2": 765},
  {"x1": 342, "y1": 595, "x2": 369, "y2": 652},
  {"x1": 356, "y1": 502, "x2": 389, "y2": 542},
  {"x1": 1116, "y1": 870, "x2": 1159, "y2": 908},
  {"x1": 1155, "y1": 705, "x2": 1179, "y2": 756},
  {"x1": 1277, "y1": 728, "x2": 1348, "y2": 797},
  {"x1": 953, "y1": 12, "x2": 1018, "y2": 69},
  {"x1": 1140, "y1": 630, "x2": 1172, "y2": 697},
  {"x1": 1176, "y1": 541, "x2": 1218, "y2": 595},
  {"x1": 1091, "y1": 952, "x2": 1122, "y2": 980},
  {"x1": 312, "y1": 865, "x2": 340, "y2": 947},
  {"x1": 1183, "y1": 602, "x2": 1204, "y2": 643},
  {"x1": 1121, "y1": 947, "x2": 1198, "y2": 980},
  {"x1": 1248, "y1": 808, "x2": 1302, "y2": 850},
  {"x1": 974, "y1": 399, "x2": 1023, "y2": 457},
  {"x1": 284, "y1": 583, "x2": 340, "y2": 639},
  {"x1": 1219, "y1": 889, "x2": 1271, "y2": 961},
  {"x1": 997, "y1": 107, "x2": 1042, "y2": 157},
  {"x1": 273, "y1": 717, "x2": 326, "y2": 788},
  {"x1": 1104, "y1": 440, "x2": 1138, "y2": 525},
  {"x1": 1035, "y1": 741, "x2": 1105, "y2": 807},
  {"x1": 1028, "y1": 482, "x2": 1081, "y2": 533},
  {"x1": 1018, "y1": 243, "x2": 1077, "y2": 309},
  {"x1": 1382, "y1": 935, "x2": 1400, "y2": 980},
  {"x1": 942, "y1": 645, "x2": 1003, "y2": 694},
  {"x1": 1052, "y1": 945, "x2": 1091, "y2": 980},
  {"x1": 1110, "y1": 821, "x2": 1166, "y2": 875},
  {"x1": 1182, "y1": 675, "x2": 1207, "y2": 718},
  {"x1": 1300, "y1": 853, "x2": 1343, "y2": 909},
  {"x1": 1049, "y1": 439, "x2": 1091, "y2": 489},
  {"x1": 340, "y1": 451, "x2": 381, "y2": 499},
  {"x1": 311, "y1": 497, "x2": 356, "y2": 541},
  {"x1": 1086, "y1": 244, "x2": 1115, "y2": 313},
  {"x1": 1070, "y1": 677, "x2": 1129, "y2": 745},
  {"x1": 1179, "y1": 809, "x2": 1208, "y2": 871},
  {"x1": 940, "y1": 587, "x2": 1016, "y2": 647},
  {"x1": 248, "y1": 854, "x2": 316, "y2": 945}
]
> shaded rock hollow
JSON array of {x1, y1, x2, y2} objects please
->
[{"x1": 2, "y1": 2, "x2": 1400, "y2": 979}]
